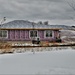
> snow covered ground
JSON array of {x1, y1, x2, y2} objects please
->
[{"x1": 0, "y1": 47, "x2": 75, "y2": 74}]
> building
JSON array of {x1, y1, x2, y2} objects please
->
[{"x1": 0, "y1": 20, "x2": 61, "y2": 44}]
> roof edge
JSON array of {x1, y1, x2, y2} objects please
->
[{"x1": 0, "y1": 28, "x2": 62, "y2": 30}]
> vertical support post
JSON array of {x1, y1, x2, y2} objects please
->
[
  {"x1": 32, "y1": 22, "x2": 35, "y2": 54},
  {"x1": 32, "y1": 22, "x2": 35, "y2": 42}
]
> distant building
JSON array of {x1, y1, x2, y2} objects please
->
[{"x1": 0, "y1": 20, "x2": 61, "y2": 43}]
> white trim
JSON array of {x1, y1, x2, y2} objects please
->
[
  {"x1": 52, "y1": 31, "x2": 54, "y2": 38},
  {"x1": 0, "y1": 30, "x2": 8, "y2": 39},
  {"x1": 6, "y1": 30, "x2": 8, "y2": 38},
  {"x1": 44, "y1": 30, "x2": 54, "y2": 38}
]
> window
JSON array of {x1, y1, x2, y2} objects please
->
[
  {"x1": 0, "y1": 30, "x2": 8, "y2": 38},
  {"x1": 30, "y1": 30, "x2": 37, "y2": 37},
  {"x1": 45, "y1": 30, "x2": 52, "y2": 37}
]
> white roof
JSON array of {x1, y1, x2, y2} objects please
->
[{"x1": 0, "y1": 20, "x2": 73, "y2": 30}]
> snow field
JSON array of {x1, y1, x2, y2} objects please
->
[{"x1": 0, "y1": 47, "x2": 75, "y2": 74}]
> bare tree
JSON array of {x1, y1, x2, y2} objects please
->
[
  {"x1": 65, "y1": 0, "x2": 75, "y2": 21},
  {"x1": 66, "y1": 0, "x2": 75, "y2": 11}
]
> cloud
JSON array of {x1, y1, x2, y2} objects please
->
[{"x1": 0, "y1": 0, "x2": 75, "y2": 25}]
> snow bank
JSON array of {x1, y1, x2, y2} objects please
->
[{"x1": 0, "y1": 48, "x2": 75, "y2": 74}]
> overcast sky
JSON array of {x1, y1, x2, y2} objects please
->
[{"x1": 0, "y1": 0, "x2": 75, "y2": 25}]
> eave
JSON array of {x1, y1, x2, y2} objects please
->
[{"x1": 0, "y1": 28, "x2": 62, "y2": 30}]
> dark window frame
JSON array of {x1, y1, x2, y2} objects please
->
[{"x1": 30, "y1": 30, "x2": 38, "y2": 38}]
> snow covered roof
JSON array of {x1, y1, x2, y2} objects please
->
[
  {"x1": 0, "y1": 20, "x2": 61, "y2": 30},
  {"x1": 0, "y1": 20, "x2": 74, "y2": 30}
]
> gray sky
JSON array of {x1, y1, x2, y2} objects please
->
[{"x1": 0, "y1": 0, "x2": 75, "y2": 25}]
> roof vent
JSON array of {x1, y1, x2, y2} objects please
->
[
  {"x1": 38, "y1": 21, "x2": 43, "y2": 24},
  {"x1": 44, "y1": 21, "x2": 48, "y2": 25}
]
